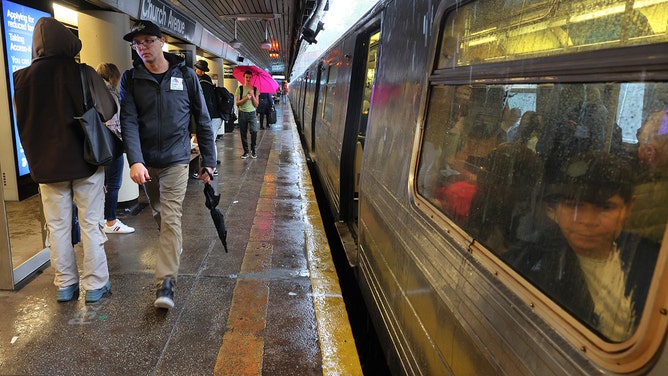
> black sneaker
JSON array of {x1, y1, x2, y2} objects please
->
[
  {"x1": 241, "y1": 153, "x2": 249, "y2": 159},
  {"x1": 154, "y1": 277, "x2": 174, "y2": 309},
  {"x1": 191, "y1": 172, "x2": 199, "y2": 179},
  {"x1": 251, "y1": 151, "x2": 257, "y2": 159},
  {"x1": 213, "y1": 168, "x2": 219, "y2": 176}
]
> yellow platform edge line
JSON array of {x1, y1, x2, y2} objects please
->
[{"x1": 288, "y1": 116, "x2": 364, "y2": 376}]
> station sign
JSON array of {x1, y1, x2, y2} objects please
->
[{"x1": 139, "y1": 0, "x2": 196, "y2": 42}]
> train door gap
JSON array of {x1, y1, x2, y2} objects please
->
[{"x1": 340, "y1": 27, "x2": 381, "y2": 237}]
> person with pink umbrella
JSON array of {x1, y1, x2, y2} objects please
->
[{"x1": 235, "y1": 70, "x2": 260, "y2": 159}]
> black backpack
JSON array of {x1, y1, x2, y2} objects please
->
[{"x1": 215, "y1": 86, "x2": 234, "y2": 121}]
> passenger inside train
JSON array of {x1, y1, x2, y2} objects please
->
[
  {"x1": 503, "y1": 151, "x2": 658, "y2": 342},
  {"x1": 417, "y1": 81, "x2": 667, "y2": 342},
  {"x1": 626, "y1": 107, "x2": 668, "y2": 243}
]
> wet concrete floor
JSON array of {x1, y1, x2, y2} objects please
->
[{"x1": 0, "y1": 101, "x2": 361, "y2": 376}]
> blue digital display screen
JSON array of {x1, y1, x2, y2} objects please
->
[{"x1": 2, "y1": 0, "x2": 50, "y2": 177}]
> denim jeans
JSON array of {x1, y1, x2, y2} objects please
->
[
  {"x1": 104, "y1": 154, "x2": 124, "y2": 221},
  {"x1": 211, "y1": 117, "x2": 223, "y2": 161}
]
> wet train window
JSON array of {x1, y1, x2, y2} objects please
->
[
  {"x1": 322, "y1": 64, "x2": 339, "y2": 123},
  {"x1": 417, "y1": 81, "x2": 668, "y2": 342},
  {"x1": 438, "y1": 0, "x2": 668, "y2": 68}
]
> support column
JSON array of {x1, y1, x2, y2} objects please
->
[
  {"x1": 170, "y1": 43, "x2": 197, "y2": 68},
  {"x1": 78, "y1": 11, "x2": 138, "y2": 203}
]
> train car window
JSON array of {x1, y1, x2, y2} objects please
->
[
  {"x1": 418, "y1": 79, "x2": 668, "y2": 345},
  {"x1": 438, "y1": 0, "x2": 668, "y2": 68},
  {"x1": 418, "y1": 0, "x2": 668, "y2": 371},
  {"x1": 323, "y1": 64, "x2": 339, "y2": 123}
]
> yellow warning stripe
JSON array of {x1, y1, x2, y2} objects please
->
[{"x1": 214, "y1": 105, "x2": 362, "y2": 375}]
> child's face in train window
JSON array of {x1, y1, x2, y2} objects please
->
[{"x1": 555, "y1": 194, "x2": 630, "y2": 258}]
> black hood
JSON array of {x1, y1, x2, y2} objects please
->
[{"x1": 32, "y1": 17, "x2": 81, "y2": 60}]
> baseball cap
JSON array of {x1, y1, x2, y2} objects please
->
[{"x1": 123, "y1": 20, "x2": 162, "y2": 42}]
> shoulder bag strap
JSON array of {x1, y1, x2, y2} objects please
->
[
  {"x1": 79, "y1": 64, "x2": 89, "y2": 111},
  {"x1": 79, "y1": 64, "x2": 96, "y2": 111}
]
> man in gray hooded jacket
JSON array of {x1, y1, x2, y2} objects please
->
[
  {"x1": 120, "y1": 20, "x2": 215, "y2": 309},
  {"x1": 14, "y1": 17, "x2": 116, "y2": 303}
]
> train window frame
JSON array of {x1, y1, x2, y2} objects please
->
[
  {"x1": 322, "y1": 62, "x2": 339, "y2": 124},
  {"x1": 412, "y1": 0, "x2": 668, "y2": 372}
]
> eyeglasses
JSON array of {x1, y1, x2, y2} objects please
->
[{"x1": 131, "y1": 37, "x2": 159, "y2": 50}]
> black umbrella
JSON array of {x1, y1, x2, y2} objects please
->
[{"x1": 203, "y1": 170, "x2": 228, "y2": 252}]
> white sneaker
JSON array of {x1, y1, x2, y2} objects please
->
[{"x1": 103, "y1": 219, "x2": 135, "y2": 234}]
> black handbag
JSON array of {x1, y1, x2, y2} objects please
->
[
  {"x1": 75, "y1": 64, "x2": 122, "y2": 166},
  {"x1": 268, "y1": 106, "x2": 277, "y2": 124}
]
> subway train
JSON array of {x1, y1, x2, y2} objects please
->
[{"x1": 288, "y1": 0, "x2": 668, "y2": 374}]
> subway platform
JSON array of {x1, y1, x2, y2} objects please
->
[{"x1": 0, "y1": 101, "x2": 363, "y2": 375}]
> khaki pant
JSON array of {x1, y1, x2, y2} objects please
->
[
  {"x1": 143, "y1": 164, "x2": 189, "y2": 284},
  {"x1": 40, "y1": 167, "x2": 109, "y2": 291}
]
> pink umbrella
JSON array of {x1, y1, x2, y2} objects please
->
[{"x1": 232, "y1": 65, "x2": 279, "y2": 94}]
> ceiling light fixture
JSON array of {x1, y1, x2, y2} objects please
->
[
  {"x1": 260, "y1": 20, "x2": 272, "y2": 50},
  {"x1": 229, "y1": 18, "x2": 241, "y2": 49}
]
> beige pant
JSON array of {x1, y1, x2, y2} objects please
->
[
  {"x1": 40, "y1": 167, "x2": 109, "y2": 291},
  {"x1": 142, "y1": 164, "x2": 189, "y2": 284}
]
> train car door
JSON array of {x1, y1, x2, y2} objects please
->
[
  {"x1": 340, "y1": 27, "x2": 380, "y2": 234},
  {"x1": 310, "y1": 62, "x2": 324, "y2": 153}
]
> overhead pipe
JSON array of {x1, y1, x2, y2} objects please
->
[{"x1": 301, "y1": 0, "x2": 328, "y2": 44}]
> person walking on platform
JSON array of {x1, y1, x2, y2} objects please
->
[
  {"x1": 236, "y1": 71, "x2": 259, "y2": 159},
  {"x1": 13, "y1": 17, "x2": 115, "y2": 303},
  {"x1": 257, "y1": 92, "x2": 272, "y2": 129},
  {"x1": 119, "y1": 20, "x2": 216, "y2": 310},
  {"x1": 194, "y1": 59, "x2": 221, "y2": 176},
  {"x1": 96, "y1": 63, "x2": 135, "y2": 234}
]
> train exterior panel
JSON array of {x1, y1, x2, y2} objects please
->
[{"x1": 290, "y1": 0, "x2": 668, "y2": 374}]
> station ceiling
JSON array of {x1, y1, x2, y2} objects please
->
[{"x1": 161, "y1": 0, "x2": 324, "y2": 77}]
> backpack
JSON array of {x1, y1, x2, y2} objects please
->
[{"x1": 215, "y1": 86, "x2": 234, "y2": 121}]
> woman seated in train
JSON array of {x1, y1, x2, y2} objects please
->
[
  {"x1": 503, "y1": 151, "x2": 659, "y2": 342},
  {"x1": 434, "y1": 107, "x2": 505, "y2": 221},
  {"x1": 512, "y1": 111, "x2": 544, "y2": 152}
]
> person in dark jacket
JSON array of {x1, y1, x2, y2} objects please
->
[
  {"x1": 194, "y1": 59, "x2": 221, "y2": 176},
  {"x1": 504, "y1": 151, "x2": 659, "y2": 342},
  {"x1": 13, "y1": 17, "x2": 116, "y2": 303},
  {"x1": 120, "y1": 20, "x2": 216, "y2": 310},
  {"x1": 256, "y1": 92, "x2": 272, "y2": 129}
]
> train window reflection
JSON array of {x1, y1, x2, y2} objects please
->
[
  {"x1": 417, "y1": 82, "x2": 667, "y2": 342},
  {"x1": 438, "y1": 0, "x2": 668, "y2": 68},
  {"x1": 323, "y1": 64, "x2": 339, "y2": 123}
]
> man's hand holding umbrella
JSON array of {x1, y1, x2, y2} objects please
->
[{"x1": 199, "y1": 166, "x2": 214, "y2": 184}]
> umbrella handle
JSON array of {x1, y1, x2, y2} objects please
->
[{"x1": 203, "y1": 168, "x2": 214, "y2": 180}]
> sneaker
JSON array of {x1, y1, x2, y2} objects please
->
[
  {"x1": 213, "y1": 168, "x2": 219, "y2": 177},
  {"x1": 56, "y1": 284, "x2": 80, "y2": 302},
  {"x1": 216, "y1": 160, "x2": 221, "y2": 165},
  {"x1": 251, "y1": 151, "x2": 257, "y2": 159},
  {"x1": 104, "y1": 219, "x2": 135, "y2": 234},
  {"x1": 191, "y1": 172, "x2": 199, "y2": 179},
  {"x1": 154, "y1": 278, "x2": 174, "y2": 309},
  {"x1": 85, "y1": 281, "x2": 111, "y2": 303},
  {"x1": 241, "y1": 153, "x2": 249, "y2": 159}
]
